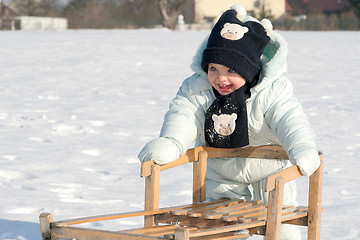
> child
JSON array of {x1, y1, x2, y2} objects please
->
[{"x1": 138, "y1": 5, "x2": 320, "y2": 239}]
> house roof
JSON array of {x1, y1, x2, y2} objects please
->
[
  {"x1": 307, "y1": 0, "x2": 349, "y2": 12},
  {"x1": 286, "y1": 0, "x2": 308, "y2": 14},
  {"x1": 286, "y1": 0, "x2": 349, "y2": 15},
  {"x1": 1, "y1": 0, "x2": 19, "y2": 16}
]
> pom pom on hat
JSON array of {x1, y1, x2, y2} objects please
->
[
  {"x1": 261, "y1": 18, "x2": 273, "y2": 36},
  {"x1": 230, "y1": 4, "x2": 247, "y2": 21},
  {"x1": 230, "y1": 4, "x2": 273, "y2": 36},
  {"x1": 229, "y1": 4, "x2": 273, "y2": 36}
]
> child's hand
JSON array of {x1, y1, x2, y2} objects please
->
[
  {"x1": 138, "y1": 137, "x2": 181, "y2": 164},
  {"x1": 290, "y1": 146, "x2": 321, "y2": 176}
]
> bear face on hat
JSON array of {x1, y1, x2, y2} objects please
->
[
  {"x1": 220, "y1": 23, "x2": 249, "y2": 40},
  {"x1": 201, "y1": 7, "x2": 270, "y2": 85}
]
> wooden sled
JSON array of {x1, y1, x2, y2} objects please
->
[{"x1": 40, "y1": 145, "x2": 323, "y2": 240}]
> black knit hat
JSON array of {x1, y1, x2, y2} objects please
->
[{"x1": 201, "y1": 7, "x2": 270, "y2": 84}]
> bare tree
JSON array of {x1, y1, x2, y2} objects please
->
[
  {"x1": 75, "y1": 1, "x2": 112, "y2": 28},
  {"x1": 111, "y1": 0, "x2": 160, "y2": 28},
  {"x1": 63, "y1": 0, "x2": 114, "y2": 28},
  {"x1": 349, "y1": 0, "x2": 360, "y2": 19},
  {"x1": 14, "y1": 0, "x2": 61, "y2": 16},
  {"x1": 157, "y1": 0, "x2": 186, "y2": 29},
  {"x1": 61, "y1": 0, "x2": 187, "y2": 29}
]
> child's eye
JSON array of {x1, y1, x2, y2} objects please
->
[
  {"x1": 210, "y1": 66, "x2": 218, "y2": 71},
  {"x1": 228, "y1": 69, "x2": 236, "y2": 73}
]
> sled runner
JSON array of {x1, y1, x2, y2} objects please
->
[{"x1": 39, "y1": 145, "x2": 323, "y2": 240}]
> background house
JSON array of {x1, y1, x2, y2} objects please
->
[
  {"x1": 307, "y1": 0, "x2": 350, "y2": 13},
  {"x1": 0, "y1": 0, "x2": 20, "y2": 30},
  {"x1": 287, "y1": 0, "x2": 350, "y2": 15},
  {"x1": 0, "y1": 0, "x2": 67, "y2": 30},
  {"x1": 182, "y1": 0, "x2": 354, "y2": 30},
  {"x1": 183, "y1": 0, "x2": 286, "y2": 24}
]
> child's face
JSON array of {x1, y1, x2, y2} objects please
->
[{"x1": 208, "y1": 63, "x2": 246, "y2": 95}]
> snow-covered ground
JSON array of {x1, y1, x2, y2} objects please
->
[{"x1": 0, "y1": 29, "x2": 359, "y2": 239}]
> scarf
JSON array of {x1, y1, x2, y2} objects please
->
[{"x1": 204, "y1": 85, "x2": 250, "y2": 148}]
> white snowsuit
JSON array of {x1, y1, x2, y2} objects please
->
[{"x1": 139, "y1": 28, "x2": 320, "y2": 239}]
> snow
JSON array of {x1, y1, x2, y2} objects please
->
[{"x1": 0, "y1": 29, "x2": 359, "y2": 239}]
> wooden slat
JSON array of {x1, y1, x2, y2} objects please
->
[
  {"x1": 141, "y1": 160, "x2": 155, "y2": 178},
  {"x1": 188, "y1": 220, "x2": 266, "y2": 238},
  {"x1": 248, "y1": 225, "x2": 266, "y2": 236},
  {"x1": 265, "y1": 165, "x2": 303, "y2": 192},
  {"x1": 201, "y1": 200, "x2": 255, "y2": 214},
  {"x1": 221, "y1": 205, "x2": 267, "y2": 222},
  {"x1": 247, "y1": 209, "x2": 308, "y2": 223},
  {"x1": 190, "y1": 231, "x2": 251, "y2": 240},
  {"x1": 155, "y1": 212, "x2": 234, "y2": 230},
  {"x1": 193, "y1": 151, "x2": 208, "y2": 204},
  {"x1": 141, "y1": 145, "x2": 288, "y2": 178},
  {"x1": 148, "y1": 227, "x2": 197, "y2": 237},
  {"x1": 145, "y1": 164, "x2": 161, "y2": 227},
  {"x1": 202, "y1": 202, "x2": 256, "y2": 220},
  {"x1": 308, "y1": 155, "x2": 324, "y2": 240},
  {"x1": 284, "y1": 206, "x2": 308, "y2": 215},
  {"x1": 281, "y1": 210, "x2": 308, "y2": 222},
  {"x1": 171, "y1": 199, "x2": 237, "y2": 216},
  {"x1": 54, "y1": 202, "x2": 218, "y2": 227},
  {"x1": 39, "y1": 213, "x2": 53, "y2": 240},
  {"x1": 175, "y1": 227, "x2": 190, "y2": 240},
  {"x1": 121, "y1": 225, "x2": 178, "y2": 235},
  {"x1": 141, "y1": 147, "x2": 206, "y2": 178},
  {"x1": 123, "y1": 226, "x2": 198, "y2": 237},
  {"x1": 237, "y1": 206, "x2": 308, "y2": 223},
  {"x1": 190, "y1": 200, "x2": 248, "y2": 218},
  {"x1": 283, "y1": 216, "x2": 308, "y2": 226},
  {"x1": 203, "y1": 145, "x2": 288, "y2": 160},
  {"x1": 51, "y1": 225, "x2": 165, "y2": 240},
  {"x1": 265, "y1": 177, "x2": 285, "y2": 240}
]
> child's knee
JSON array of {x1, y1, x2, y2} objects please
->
[
  {"x1": 279, "y1": 224, "x2": 301, "y2": 240},
  {"x1": 251, "y1": 179, "x2": 298, "y2": 206},
  {"x1": 206, "y1": 179, "x2": 251, "y2": 200}
]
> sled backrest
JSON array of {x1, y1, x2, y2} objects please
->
[{"x1": 140, "y1": 145, "x2": 289, "y2": 204}]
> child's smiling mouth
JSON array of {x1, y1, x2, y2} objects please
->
[{"x1": 218, "y1": 84, "x2": 232, "y2": 92}]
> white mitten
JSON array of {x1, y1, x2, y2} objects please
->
[
  {"x1": 138, "y1": 137, "x2": 181, "y2": 164},
  {"x1": 289, "y1": 146, "x2": 320, "y2": 176}
]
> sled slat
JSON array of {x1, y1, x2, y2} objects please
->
[
  {"x1": 308, "y1": 155, "x2": 324, "y2": 239},
  {"x1": 194, "y1": 200, "x2": 249, "y2": 215},
  {"x1": 141, "y1": 145, "x2": 288, "y2": 178},
  {"x1": 203, "y1": 200, "x2": 261, "y2": 217},
  {"x1": 190, "y1": 233, "x2": 251, "y2": 240},
  {"x1": 203, "y1": 145, "x2": 288, "y2": 160},
  {"x1": 141, "y1": 147, "x2": 207, "y2": 178},
  {"x1": 188, "y1": 220, "x2": 266, "y2": 238},
  {"x1": 171, "y1": 199, "x2": 238, "y2": 216},
  {"x1": 220, "y1": 205, "x2": 267, "y2": 222},
  {"x1": 193, "y1": 151, "x2": 208, "y2": 203},
  {"x1": 203, "y1": 203, "x2": 256, "y2": 220},
  {"x1": 265, "y1": 165, "x2": 303, "y2": 192},
  {"x1": 186, "y1": 231, "x2": 251, "y2": 240},
  {"x1": 54, "y1": 202, "x2": 213, "y2": 227},
  {"x1": 123, "y1": 225, "x2": 198, "y2": 237},
  {"x1": 51, "y1": 225, "x2": 165, "y2": 239}
]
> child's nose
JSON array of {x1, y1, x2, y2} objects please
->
[{"x1": 218, "y1": 75, "x2": 228, "y2": 82}]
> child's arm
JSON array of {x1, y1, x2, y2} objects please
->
[
  {"x1": 139, "y1": 75, "x2": 206, "y2": 164},
  {"x1": 264, "y1": 78, "x2": 320, "y2": 176}
]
